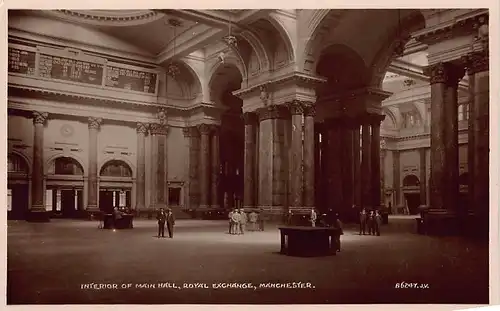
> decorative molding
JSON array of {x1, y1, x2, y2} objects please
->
[
  {"x1": 414, "y1": 10, "x2": 488, "y2": 45},
  {"x1": 425, "y1": 62, "x2": 465, "y2": 87},
  {"x1": 242, "y1": 111, "x2": 258, "y2": 125},
  {"x1": 136, "y1": 122, "x2": 149, "y2": 134},
  {"x1": 287, "y1": 100, "x2": 304, "y2": 115},
  {"x1": 32, "y1": 111, "x2": 48, "y2": 125},
  {"x1": 303, "y1": 102, "x2": 316, "y2": 117},
  {"x1": 198, "y1": 123, "x2": 212, "y2": 135},
  {"x1": 88, "y1": 116, "x2": 102, "y2": 130},
  {"x1": 462, "y1": 51, "x2": 489, "y2": 75},
  {"x1": 149, "y1": 123, "x2": 169, "y2": 135},
  {"x1": 182, "y1": 126, "x2": 200, "y2": 138},
  {"x1": 53, "y1": 10, "x2": 162, "y2": 26},
  {"x1": 256, "y1": 104, "x2": 290, "y2": 122}
]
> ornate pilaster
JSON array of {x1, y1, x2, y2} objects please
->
[
  {"x1": 352, "y1": 123, "x2": 361, "y2": 208},
  {"x1": 29, "y1": 111, "x2": 49, "y2": 222},
  {"x1": 135, "y1": 123, "x2": 148, "y2": 211},
  {"x1": 303, "y1": 103, "x2": 316, "y2": 208},
  {"x1": 287, "y1": 100, "x2": 304, "y2": 208},
  {"x1": 210, "y1": 125, "x2": 220, "y2": 208},
  {"x1": 87, "y1": 116, "x2": 102, "y2": 213},
  {"x1": 198, "y1": 124, "x2": 211, "y2": 209},
  {"x1": 243, "y1": 112, "x2": 258, "y2": 209}
]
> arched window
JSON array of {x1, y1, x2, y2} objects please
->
[
  {"x1": 51, "y1": 157, "x2": 84, "y2": 175},
  {"x1": 402, "y1": 174, "x2": 420, "y2": 187},
  {"x1": 100, "y1": 160, "x2": 132, "y2": 177},
  {"x1": 8, "y1": 154, "x2": 28, "y2": 174}
]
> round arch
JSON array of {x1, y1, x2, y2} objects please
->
[
  {"x1": 208, "y1": 62, "x2": 244, "y2": 105},
  {"x1": 207, "y1": 54, "x2": 246, "y2": 88},
  {"x1": 8, "y1": 152, "x2": 31, "y2": 174},
  {"x1": 402, "y1": 174, "x2": 420, "y2": 187},
  {"x1": 382, "y1": 107, "x2": 398, "y2": 129},
  {"x1": 265, "y1": 14, "x2": 295, "y2": 62},
  {"x1": 45, "y1": 153, "x2": 86, "y2": 175},
  {"x1": 47, "y1": 156, "x2": 84, "y2": 175},
  {"x1": 99, "y1": 159, "x2": 134, "y2": 178}
]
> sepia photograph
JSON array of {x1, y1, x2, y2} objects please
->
[{"x1": 4, "y1": 3, "x2": 497, "y2": 307}]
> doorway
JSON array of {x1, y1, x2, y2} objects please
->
[
  {"x1": 99, "y1": 189, "x2": 131, "y2": 213},
  {"x1": 7, "y1": 184, "x2": 29, "y2": 220},
  {"x1": 404, "y1": 193, "x2": 421, "y2": 215}
]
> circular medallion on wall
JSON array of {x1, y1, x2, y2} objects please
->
[{"x1": 60, "y1": 124, "x2": 75, "y2": 137}]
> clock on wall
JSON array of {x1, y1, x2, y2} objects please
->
[{"x1": 60, "y1": 124, "x2": 75, "y2": 137}]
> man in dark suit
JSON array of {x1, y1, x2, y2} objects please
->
[
  {"x1": 359, "y1": 208, "x2": 367, "y2": 235},
  {"x1": 156, "y1": 208, "x2": 167, "y2": 238},
  {"x1": 166, "y1": 208, "x2": 175, "y2": 238}
]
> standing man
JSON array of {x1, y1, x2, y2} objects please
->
[
  {"x1": 239, "y1": 208, "x2": 247, "y2": 234},
  {"x1": 359, "y1": 208, "x2": 367, "y2": 235},
  {"x1": 231, "y1": 209, "x2": 241, "y2": 235},
  {"x1": 374, "y1": 210, "x2": 382, "y2": 236},
  {"x1": 367, "y1": 210, "x2": 375, "y2": 235},
  {"x1": 156, "y1": 208, "x2": 167, "y2": 238},
  {"x1": 228, "y1": 209, "x2": 234, "y2": 234},
  {"x1": 333, "y1": 213, "x2": 343, "y2": 252},
  {"x1": 310, "y1": 208, "x2": 317, "y2": 227},
  {"x1": 248, "y1": 210, "x2": 258, "y2": 231},
  {"x1": 166, "y1": 208, "x2": 175, "y2": 238}
]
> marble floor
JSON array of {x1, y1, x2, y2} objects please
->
[{"x1": 7, "y1": 217, "x2": 489, "y2": 304}]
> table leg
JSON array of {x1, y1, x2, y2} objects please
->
[{"x1": 280, "y1": 232, "x2": 286, "y2": 254}]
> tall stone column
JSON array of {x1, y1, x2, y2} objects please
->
[
  {"x1": 341, "y1": 122, "x2": 354, "y2": 213},
  {"x1": 427, "y1": 61, "x2": 464, "y2": 213},
  {"x1": 87, "y1": 116, "x2": 102, "y2": 213},
  {"x1": 326, "y1": 119, "x2": 343, "y2": 211},
  {"x1": 257, "y1": 105, "x2": 289, "y2": 216},
  {"x1": 198, "y1": 124, "x2": 211, "y2": 209},
  {"x1": 352, "y1": 124, "x2": 361, "y2": 208},
  {"x1": 29, "y1": 111, "x2": 49, "y2": 222},
  {"x1": 303, "y1": 103, "x2": 316, "y2": 208},
  {"x1": 288, "y1": 100, "x2": 304, "y2": 208},
  {"x1": 370, "y1": 115, "x2": 384, "y2": 209},
  {"x1": 419, "y1": 148, "x2": 427, "y2": 205},
  {"x1": 464, "y1": 50, "x2": 489, "y2": 234},
  {"x1": 135, "y1": 123, "x2": 148, "y2": 212},
  {"x1": 444, "y1": 64, "x2": 464, "y2": 213},
  {"x1": 243, "y1": 112, "x2": 258, "y2": 209},
  {"x1": 150, "y1": 123, "x2": 169, "y2": 208},
  {"x1": 361, "y1": 123, "x2": 372, "y2": 208},
  {"x1": 185, "y1": 127, "x2": 200, "y2": 209},
  {"x1": 393, "y1": 150, "x2": 401, "y2": 208},
  {"x1": 319, "y1": 122, "x2": 329, "y2": 211},
  {"x1": 211, "y1": 125, "x2": 220, "y2": 208}
]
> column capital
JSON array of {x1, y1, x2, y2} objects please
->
[
  {"x1": 242, "y1": 112, "x2": 258, "y2": 125},
  {"x1": 209, "y1": 124, "x2": 220, "y2": 136},
  {"x1": 303, "y1": 102, "x2": 316, "y2": 117},
  {"x1": 88, "y1": 117, "x2": 102, "y2": 130},
  {"x1": 198, "y1": 123, "x2": 211, "y2": 135},
  {"x1": 182, "y1": 126, "x2": 199, "y2": 138},
  {"x1": 368, "y1": 114, "x2": 385, "y2": 126},
  {"x1": 256, "y1": 105, "x2": 289, "y2": 122},
  {"x1": 150, "y1": 123, "x2": 169, "y2": 135},
  {"x1": 136, "y1": 122, "x2": 149, "y2": 134},
  {"x1": 32, "y1": 111, "x2": 49, "y2": 125},
  {"x1": 287, "y1": 100, "x2": 305, "y2": 115},
  {"x1": 462, "y1": 51, "x2": 489, "y2": 75},
  {"x1": 425, "y1": 62, "x2": 465, "y2": 87}
]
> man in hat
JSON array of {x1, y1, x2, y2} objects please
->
[
  {"x1": 156, "y1": 208, "x2": 167, "y2": 238},
  {"x1": 166, "y1": 208, "x2": 175, "y2": 238}
]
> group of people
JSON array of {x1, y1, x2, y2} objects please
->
[
  {"x1": 228, "y1": 208, "x2": 263, "y2": 235},
  {"x1": 359, "y1": 208, "x2": 383, "y2": 236},
  {"x1": 156, "y1": 208, "x2": 175, "y2": 238}
]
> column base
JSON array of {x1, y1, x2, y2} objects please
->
[{"x1": 26, "y1": 207, "x2": 50, "y2": 223}]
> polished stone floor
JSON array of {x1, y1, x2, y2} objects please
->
[{"x1": 7, "y1": 216, "x2": 489, "y2": 304}]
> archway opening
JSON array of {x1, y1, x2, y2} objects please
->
[
  {"x1": 402, "y1": 174, "x2": 420, "y2": 215},
  {"x1": 99, "y1": 160, "x2": 133, "y2": 213},
  {"x1": 7, "y1": 153, "x2": 30, "y2": 220},
  {"x1": 47, "y1": 156, "x2": 85, "y2": 218},
  {"x1": 210, "y1": 63, "x2": 244, "y2": 210}
]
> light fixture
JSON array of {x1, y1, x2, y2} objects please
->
[
  {"x1": 167, "y1": 18, "x2": 181, "y2": 79},
  {"x1": 223, "y1": 15, "x2": 237, "y2": 49}
]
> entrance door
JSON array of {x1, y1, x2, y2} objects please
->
[
  {"x1": 99, "y1": 190, "x2": 114, "y2": 213},
  {"x1": 404, "y1": 193, "x2": 421, "y2": 215},
  {"x1": 61, "y1": 189, "x2": 76, "y2": 218},
  {"x1": 8, "y1": 184, "x2": 29, "y2": 220}
]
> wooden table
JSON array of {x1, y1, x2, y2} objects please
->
[{"x1": 278, "y1": 226, "x2": 341, "y2": 257}]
